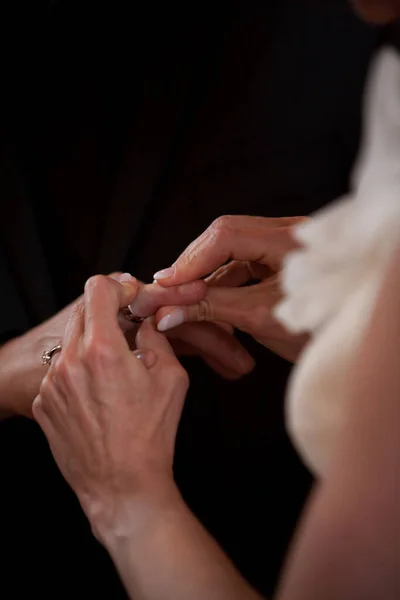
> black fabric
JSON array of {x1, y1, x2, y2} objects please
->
[
  {"x1": 0, "y1": 2, "x2": 388, "y2": 598},
  {"x1": 0, "y1": 248, "x2": 28, "y2": 338}
]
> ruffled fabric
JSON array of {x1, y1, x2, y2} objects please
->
[{"x1": 274, "y1": 48, "x2": 400, "y2": 477}]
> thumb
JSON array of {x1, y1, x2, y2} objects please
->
[
  {"x1": 136, "y1": 317, "x2": 176, "y2": 357},
  {"x1": 155, "y1": 285, "x2": 265, "y2": 336}
]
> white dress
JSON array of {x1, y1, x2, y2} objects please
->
[{"x1": 274, "y1": 48, "x2": 400, "y2": 478}]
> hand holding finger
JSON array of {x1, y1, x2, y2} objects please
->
[
  {"x1": 153, "y1": 215, "x2": 304, "y2": 287},
  {"x1": 128, "y1": 280, "x2": 206, "y2": 319}
]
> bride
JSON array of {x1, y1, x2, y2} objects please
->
[{"x1": 275, "y1": 45, "x2": 400, "y2": 476}]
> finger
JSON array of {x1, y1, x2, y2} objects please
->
[
  {"x1": 128, "y1": 280, "x2": 206, "y2": 318},
  {"x1": 132, "y1": 348, "x2": 158, "y2": 369},
  {"x1": 32, "y1": 384, "x2": 69, "y2": 438},
  {"x1": 135, "y1": 317, "x2": 176, "y2": 357},
  {"x1": 32, "y1": 395, "x2": 56, "y2": 437},
  {"x1": 205, "y1": 260, "x2": 272, "y2": 288},
  {"x1": 84, "y1": 274, "x2": 139, "y2": 346},
  {"x1": 167, "y1": 322, "x2": 255, "y2": 375},
  {"x1": 156, "y1": 281, "x2": 279, "y2": 334},
  {"x1": 202, "y1": 355, "x2": 248, "y2": 381},
  {"x1": 62, "y1": 301, "x2": 85, "y2": 350},
  {"x1": 214, "y1": 322, "x2": 233, "y2": 334},
  {"x1": 153, "y1": 215, "x2": 304, "y2": 286},
  {"x1": 168, "y1": 337, "x2": 238, "y2": 378}
]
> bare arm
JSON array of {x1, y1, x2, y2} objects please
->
[
  {"x1": 96, "y1": 481, "x2": 263, "y2": 600},
  {"x1": 277, "y1": 247, "x2": 400, "y2": 600}
]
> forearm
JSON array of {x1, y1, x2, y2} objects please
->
[
  {"x1": 0, "y1": 324, "x2": 59, "y2": 418},
  {"x1": 0, "y1": 335, "x2": 36, "y2": 418},
  {"x1": 277, "y1": 248, "x2": 400, "y2": 600},
  {"x1": 95, "y1": 482, "x2": 263, "y2": 600}
]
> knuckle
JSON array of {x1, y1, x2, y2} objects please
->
[
  {"x1": 161, "y1": 356, "x2": 189, "y2": 386},
  {"x1": 83, "y1": 337, "x2": 119, "y2": 372},
  {"x1": 197, "y1": 298, "x2": 214, "y2": 321},
  {"x1": 53, "y1": 353, "x2": 78, "y2": 385},
  {"x1": 32, "y1": 396, "x2": 46, "y2": 421},
  {"x1": 252, "y1": 303, "x2": 271, "y2": 331},
  {"x1": 168, "y1": 363, "x2": 189, "y2": 391},
  {"x1": 72, "y1": 301, "x2": 85, "y2": 319},
  {"x1": 209, "y1": 215, "x2": 234, "y2": 243},
  {"x1": 85, "y1": 274, "x2": 112, "y2": 295},
  {"x1": 39, "y1": 373, "x2": 53, "y2": 397}
]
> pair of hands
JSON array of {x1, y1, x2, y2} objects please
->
[
  {"x1": 14, "y1": 272, "x2": 252, "y2": 419},
  {"x1": 32, "y1": 215, "x2": 306, "y2": 536},
  {"x1": 14, "y1": 216, "x2": 304, "y2": 419}
]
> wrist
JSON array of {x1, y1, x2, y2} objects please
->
[
  {"x1": 83, "y1": 474, "x2": 182, "y2": 549},
  {"x1": 0, "y1": 334, "x2": 37, "y2": 418},
  {"x1": 0, "y1": 326, "x2": 61, "y2": 418}
]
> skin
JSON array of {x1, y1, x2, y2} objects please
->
[
  {"x1": 352, "y1": 0, "x2": 400, "y2": 23},
  {"x1": 33, "y1": 247, "x2": 400, "y2": 599},
  {"x1": 154, "y1": 216, "x2": 308, "y2": 362}
]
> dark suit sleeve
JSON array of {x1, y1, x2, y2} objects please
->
[{"x1": 0, "y1": 248, "x2": 29, "y2": 342}]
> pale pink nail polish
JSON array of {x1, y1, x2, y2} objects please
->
[
  {"x1": 153, "y1": 267, "x2": 175, "y2": 281},
  {"x1": 157, "y1": 309, "x2": 185, "y2": 332},
  {"x1": 118, "y1": 273, "x2": 133, "y2": 282}
]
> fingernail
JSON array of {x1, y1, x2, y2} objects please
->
[
  {"x1": 133, "y1": 349, "x2": 157, "y2": 368},
  {"x1": 234, "y1": 350, "x2": 255, "y2": 374},
  {"x1": 153, "y1": 267, "x2": 175, "y2": 281},
  {"x1": 157, "y1": 309, "x2": 185, "y2": 332},
  {"x1": 118, "y1": 273, "x2": 133, "y2": 282}
]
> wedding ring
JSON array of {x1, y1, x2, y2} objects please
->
[
  {"x1": 41, "y1": 344, "x2": 63, "y2": 366},
  {"x1": 120, "y1": 306, "x2": 145, "y2": 324}
]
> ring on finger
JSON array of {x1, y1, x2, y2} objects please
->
[
  {"x1": 121, "y1": 306, "x2": 145, "y2": 324},
  {"x1": 41, "y1": 344, "x2": 63, "y2": 367}
]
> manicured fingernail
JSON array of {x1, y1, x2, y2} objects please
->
[
  {"x1": 153, "y1": 267, "x2": 175, "y2": 281},
  {"x1": 235, "y1": 350, "x2": 255, "y2": 374},
  {"x1": 133, "y1": 349, "x2": 157, "y2": 368},
  {"x1": 118, "y1": 273, "x2": 133, "y2": 282},
  {"x1": 157, "y1": 309, "x2": 185, "y2": 332}
]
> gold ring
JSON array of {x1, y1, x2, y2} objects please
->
[{"x1": 41, "y1": 344, "x2": 63, "y2": 366}]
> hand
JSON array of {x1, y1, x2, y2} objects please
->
[
  {"x1": 32, "y1": 275, "x2": 188, "y2": 537},
  {"x1": 352, "y1": 0, "x2": 400, "y2": 24},
  {"x1": 153, "y1": 216, "x2": 309, "y2": 362}
]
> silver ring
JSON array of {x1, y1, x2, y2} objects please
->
[
  {"x1": 120, "y1": 306, "x2": 145, "y2": 324},
  {"x1": 42, "y1": 344, "x2": 63, "y2": 366}
]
